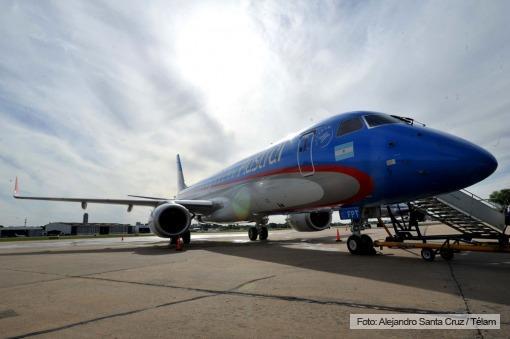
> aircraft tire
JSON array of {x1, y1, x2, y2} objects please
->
[
  {"x1": 421, "y1": 248, "x2": 436, "y2": 262},
  {"x1": 248, "y1": 227, "x2": 259, "y2": 241},
  {"x1": 259, "y1": 227, "x2": 268, "y2": 241},
  {"x1": 360, "y1": 234, "x2": 374, "y2": 255},
  {"x1": 440, "y1": 248, "x2": 454, "y2": 261},
  {"x1": 347, "y1": 235, "x2": 361, "y2": 255},
  {"x1": 182, "y1": 230, "x2": 191, "y2": 244}
]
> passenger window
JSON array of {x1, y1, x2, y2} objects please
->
[
  {"x1": 364, "y1": 114, "x2": 403, "y2": 127},
  {"x1": 337, "y1": 117, "x2": 363, "y2": 136}
]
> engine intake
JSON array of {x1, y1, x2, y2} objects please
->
[
  {"x1": 286, "y1": 211, "x2": 332, "y2": 232},
  {"x1": 150, "y1": 203, "x2": 191, "y2": 237}
]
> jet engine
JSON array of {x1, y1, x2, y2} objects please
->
[
  {"x1": 286, "y1": 211, "x2": 332, "y2": 232},
  {"x1": 150, "y1": 203, "x2": 191, "y2": 238}
]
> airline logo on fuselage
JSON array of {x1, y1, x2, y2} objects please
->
[
  {"x1": 243, "y1": 143, "x2": 286, "y2": 175},
  {"x1": 202, "y1": 142, "x2": 288, "y2": 188}
]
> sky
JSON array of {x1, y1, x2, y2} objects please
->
[{"x1": 0, "y1": 0, "x2": 509, "y2": 226}]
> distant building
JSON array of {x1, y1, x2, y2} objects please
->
[
  {"x1": 45, "y1": 222, "x2": 135, "y2": 236},
  {"x1": 135, "y1": 222, "x2": 151, "y2": 234},
  {"x1": 0, "y1": 226, "x2": 45, "y2": 238}
]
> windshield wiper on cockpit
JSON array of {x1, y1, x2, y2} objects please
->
[{"x1": 390, "y1": 115, "x2": 426, "y2": 127}]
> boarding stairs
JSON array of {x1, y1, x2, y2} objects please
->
[{"x1": 410, "y1": 190, "x2": 506, "y2": 238}]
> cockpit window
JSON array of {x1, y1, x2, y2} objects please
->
[
  {"x1": 364, "y1": 114, "x2": 403, "y2": 127},
  {"x1": 337, "y1": 117, "x2": 364, "y2": 137}
]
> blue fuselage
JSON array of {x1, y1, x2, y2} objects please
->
[{"x1": 178, "y1": 111, "x2": 497, "y2": 222}]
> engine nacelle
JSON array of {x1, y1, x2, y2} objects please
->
[
  {"x1": 149, "y1": 203, "x2": 191, "y2": 238},
  {"x1": 286, "y1": 211, "x2": 332, "y2": 232}
]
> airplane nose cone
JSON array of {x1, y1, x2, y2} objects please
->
[
  {"x1": 437, "y1": 134, "x2": 498, "y2": 187},
  {"x1": 464, "y1": 145, "x2": 498, "y2": 181}
]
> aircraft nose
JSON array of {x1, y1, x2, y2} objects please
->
[
  {"x1": 436, "y1": 134, "x2": 498, "y2": 187},
  {"x1": 462, "y1": 143, "x2": 498, "y2": 181}
]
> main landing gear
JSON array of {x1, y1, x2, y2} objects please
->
[{"x1": 248, "y1": 226, "x2": 269, "y2": 241}]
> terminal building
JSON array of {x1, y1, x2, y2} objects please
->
[
  {"x1": 0, "y1": 219, "x2": 151, "y2": 237},
  {"x1": 0, "y1": 226, "x2": 45, "y2": 238},
  {"x1": 45, "y1": 222, "x2": 135, "y2": 236}
]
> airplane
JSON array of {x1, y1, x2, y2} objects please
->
[{"x1": 13, "y1": 111, "x2": 497, "y2": 253}]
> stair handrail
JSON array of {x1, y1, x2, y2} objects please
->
[{"x1": 460, "y1": 189, "x2": 501, "y2": 210}]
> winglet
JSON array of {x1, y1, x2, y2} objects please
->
[
  {"x1": 176, "y1": 154, "x2": 187, "y2": 192},
  {"x1": 13, "y1": 176, "x2": 19, "y2": 197}
]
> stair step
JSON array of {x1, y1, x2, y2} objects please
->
[{"x1": 411, "y1": 195, "x2": 503, "y2": 236}]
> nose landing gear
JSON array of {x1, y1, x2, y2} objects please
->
[
  {"x1": 346, "y1": 218, "x2": 377, "y2": 255},
  {"x1": 347, "y1": 234, "x2": 376, "y2": 255}
]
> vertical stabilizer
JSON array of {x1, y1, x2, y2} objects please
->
[{"x1": 176, "y1": 154, "x2": 187, "y2": 192}]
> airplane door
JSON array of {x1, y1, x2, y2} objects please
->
[{"x1": 297, "y1": 132, "x2": 315, "y2": 176}]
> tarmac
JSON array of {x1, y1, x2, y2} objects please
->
[{"x1": 0, "y1": 225, "x2": 509, "y2": 338}]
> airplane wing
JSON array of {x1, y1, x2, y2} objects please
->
[
  {"x1": 12, "y1": 177, "x2": 216, "y2": 214},
  {"x1": 127, "y1": 194, "x2": 170, "y2": 200}
]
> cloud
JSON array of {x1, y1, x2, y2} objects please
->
[{"x1": 0, "y1": 0, "x2": 509, "y2": 225}]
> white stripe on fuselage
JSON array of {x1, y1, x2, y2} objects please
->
[{"x1": 187, "y1": 171, "x2": 360, "y2": 222}]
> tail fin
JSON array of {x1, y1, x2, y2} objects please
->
[
  {"x1": 176, "y1": 154, "x2": 187, "y2": 192},
  {"x1": 13, "y1": 176, "x2": 19, "y2": 196}
]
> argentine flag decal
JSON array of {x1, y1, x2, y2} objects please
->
[{"x1": 334, "y1": 142, "x2": 354, "y2": 161}]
